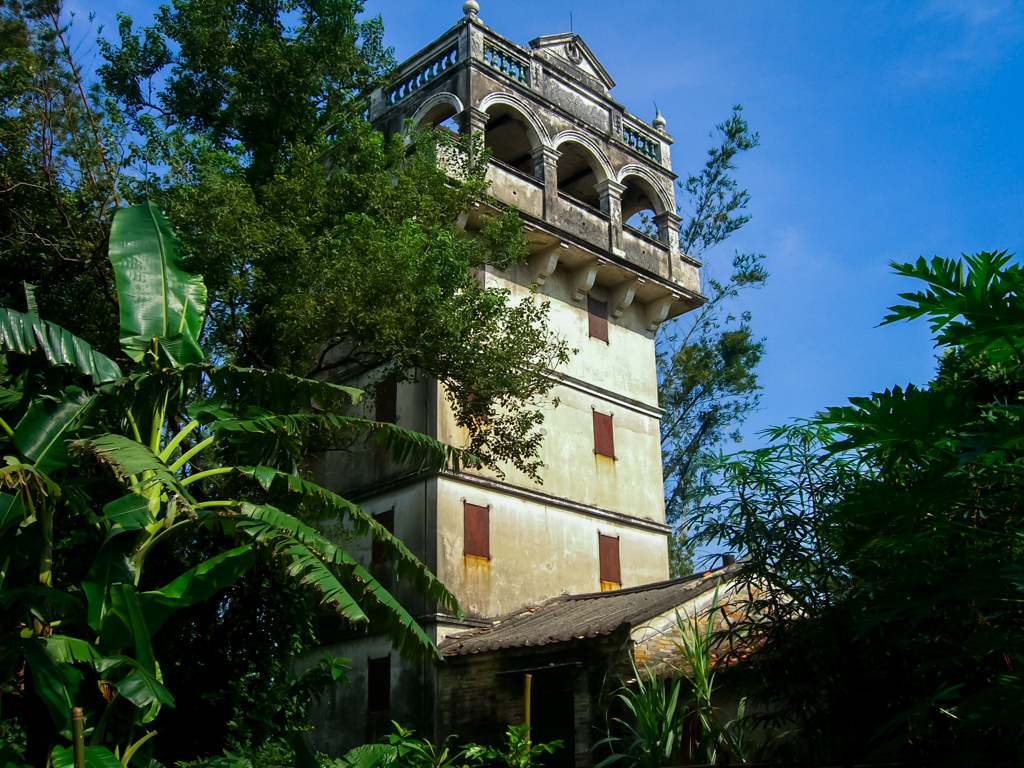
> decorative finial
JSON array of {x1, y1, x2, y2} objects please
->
[
  {"x1": 462, "y1": 0, "x2": 479, "y2": 17},
  {"x1": 652, "y1": 105, "x2": 667, "y2": 131}
]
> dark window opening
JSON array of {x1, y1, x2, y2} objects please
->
[
  {"x1": 375, "y1": 379, "x2": 397, "y2": 424},
  {"x1": 464, "y1": 502, "x2": 490, "y2": 558},
  {"x1": 367, "y1": 655, "x2": 390, "y2": 712},
  {"x1": 599, "y1": 534, "x2": 621, "y2": 587},
  {"x1": 531, "y1": 674, "x2": 577, "y2": 768},
  {"x1": 588, "y1": 297, "x2": 608, "y2": 342},
  {"x1": 371, "y1": 508, "x2": 394, "y2": 565},
  {"x1": 556, "y1": 141, "x2": 600, "y2": 209},
  {"x1": 622, "y1": 176, "x2": 661, "y2": 237},
  {"x1": 593, "y1": 411, "x2": 615, "y2": 459},
  {"x1": 485, "y1": 105, "x2": 537, "y2": 177},
  {"x1": 418, "y1": 102, "x2": 460, "y2": 134}
]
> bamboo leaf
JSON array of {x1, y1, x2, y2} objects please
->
[
  {"x1": 108, "y1": 203, "x2": 207, "y2": 365},
  {"x1": 0, "y1": 307, "x2": 122, "y2": 383}
]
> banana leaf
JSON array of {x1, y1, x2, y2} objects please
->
[
  {"x1": 98, "y1": 545, "x2": 255, "y2": 650},
  {"x1": 23, "y1": 638, "x2": 83, "y2": 738},
  {"x1": 13, "y1": 388, "x2": 92, "y2": 474},
  {"x1": 0, "y1": 307, "x2": 122, "y2": 384},
  {"x1": 51, "y1": 745, "x2": 123, "y2": 768},
  {"x1": 108, "y1": 203, "x2": 207, "y2": 366}
]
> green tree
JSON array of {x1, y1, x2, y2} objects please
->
[
  {"x1": 97, "y1": 0, "x2": 569, "y2": 479},
  {"x1": 0, "y1": 203, "x2": 473, "y2": 767},
  {"x1": 659, "y1": 106, "x2": 768, "y2": 576},
  {"x1": 691, "y1": 251, "x2": 1024, "y2": 764}
]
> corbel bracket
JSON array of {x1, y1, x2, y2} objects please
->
[
  {"x1": 571, "y1": 259, "x2": 604, "y2": 302},
  {"x1": 528, "y1": 242, "x2": 568, "y2": 286},
  {"x1": 610, "y1": 277, "x2": 644, "y2": 319},
  {"x1": 645, "y1": 293, "x2": 679, "y2": 331}
]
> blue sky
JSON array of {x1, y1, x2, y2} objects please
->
[{"x1": 70, "y1": 0, "x2": 1024, "y2": 442}]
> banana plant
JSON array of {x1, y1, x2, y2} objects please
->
[{"x1": 0, "y1": 203, "x2": 476, "y2": 767}]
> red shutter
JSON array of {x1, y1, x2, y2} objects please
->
[
  {"x1": 375, "y1": 380, "x2": 397, "y2": 424},
  {"x1": 464, "y1": 502, "x2": 490, "y2": 558},
  {"x1": 599, "y1": 534, "x2": 621, "y2": 585},
  {"x1": 367, "y1": 655, "x2": 391, "y2": 712},
  {"x1": 470, "y1": 267, "x2": 487, "y2": 288},
  {"x1": 588, "y1": 297, "x2": 609, "y2": 342},
  {"x1": 593, "y1": 411, "x2": 615, "y2": 458},
  {"x1": 371, "y1": 509, "x2": 394, "y2": 565}
]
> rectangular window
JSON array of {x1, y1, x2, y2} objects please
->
[
  {"x1": 371, "y1": 509, "x2": 394, "y2": 565},
  {"x1": 375, "y1": 380, "x2": 397, "y2": 424},
  {"x1": 593, "y1": 411, "x2": 615, "y2": 459},
  {"x1": 599, "y1": 534, "x2": 621, "y2": 588},
  {"x1": 464, "y1": 502, "x2": 490, "y2": 558},
  {"x1": 588, "y1": 297, "x2": 608, "y2": 342},
  {"x1": 367, "y1": 655, "x2": 391, "y2": 713}
]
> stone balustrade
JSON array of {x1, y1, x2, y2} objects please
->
[
  {"x1": 388, "y1": 46, "x2": 460, "y2": 106},
  {"x1": 483, "y1": 42, "x2": 531, "y2": 86},
  {"x1": 622, "y1": 121, "x2": 661, "y2": 163}
]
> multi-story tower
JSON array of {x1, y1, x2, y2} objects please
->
[{"x1": 309, "y1": 1, "x2": 703, "y2": 755}]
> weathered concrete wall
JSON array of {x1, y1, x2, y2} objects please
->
[
  {"x1": 302, "y1": 635, "x2": 438, "y2": 757},
  {"x1": 434, "y1": 475, "x2": 669, "y2": 620}
]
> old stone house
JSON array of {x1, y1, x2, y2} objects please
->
[{"x1": 305, "y1": 3, "x2": 724, "y2": 763}]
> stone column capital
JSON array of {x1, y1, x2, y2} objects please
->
[
  {"x1": 530, "y1": 145, "x2": 562, "y2": 164},
  {"x1": 652, "y1": 210, "x2": 682, "y2": 227},
  {"x1": 595, "y1": 179, "x2": 627, "y2": 198}
]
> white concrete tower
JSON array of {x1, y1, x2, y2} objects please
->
[{"x1": 309, "y1": 3, "x2": 704, "y2": 753}]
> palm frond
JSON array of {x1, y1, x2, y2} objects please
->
[
  {"x1": 238, "y1": 466, "x2": 461, "y2": 617},
  {"x1": 236, "y1": 503, "x2": 447, "y2": 660},
  {"x1": 73, "y1": 434, "x2": 194, "y2": 508},
  {"x1": 0, "y1": 307, "x2": 122, "y2": 383},
  {"x1": 214, "y1": 413, "x2": 480, "y2": 472}
]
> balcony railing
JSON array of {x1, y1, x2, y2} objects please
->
[
  {"x1": 388, "y1": 45, "x2": 460, "y2": 105},
  {"x1": 483, "y1": 42, "x2": 531, "y2": 86}
]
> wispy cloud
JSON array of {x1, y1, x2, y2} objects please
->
[{"x1": 898, "y1": 0, "x2": 1024, "y2": 83}]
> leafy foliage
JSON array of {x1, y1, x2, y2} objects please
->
[
  {"x1": 688, "y1": 252, "x2": 1024, "y2": 764},
  {"x1": 96, "y1": 0, "x2": 569, "y2": 480},
  {"x1": 0, "y1": 204, "x2": 472, "y2": 766},
  {"x1": 659, "y1": 107, "x2": 767, "y2": 575}
]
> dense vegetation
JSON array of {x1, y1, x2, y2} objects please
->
[{"x1": 690, "y1": 251, "x2": 1024, "y2": 764}]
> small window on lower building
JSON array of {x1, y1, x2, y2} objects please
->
[
  {"x1": 588, "y1": 296, "x2": 609, "y2": 342},
  {"x1": 593, "y1": 411, "x2": 615, "y2": 459},
  {"x1": 599, "y1": 534, "x2": 621, "y2": 590},
  {"x1": 367, "y1": 655, "x2": 391, "y2": 713},
  {"x1": 464, "y1": 502, "x2": 490, "y2": 558},
  {"x1": 371, "y1": 509, "x2": 394, "y2": 565}
]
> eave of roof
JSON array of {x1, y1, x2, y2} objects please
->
[{"x1": 439, "y1": 563, "x2": 741, "y2": 657}]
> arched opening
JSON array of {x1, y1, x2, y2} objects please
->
[
  {"x1": 556, "y1": 141, "x2": 601, "y2": 210},
  {"x1": 416, "y1": 100, "x2": 461, "y2": 135},
  {"x1": 621, "y1": 174, "x2": 666, "y2": 237},
  {"x1": 484, "y1": 104, "x2": 538, "y2": 176}
]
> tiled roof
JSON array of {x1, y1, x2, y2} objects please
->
[{"x1": 439, "y1": 563, "x2": 741, "y2": 657}]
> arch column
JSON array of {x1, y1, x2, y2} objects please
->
[
  {"x1": 654, "y1": 210, "x2": 682, "y2": 281},
  {"x1": 460, "y1": 107, "x2": 490, "y2": 137},
  {"x1": 596, "y1": 179, "x2": 627, "y2": 254},
  {"x1": 531, "y1": 146, "x2": 562, "y2": 220},
  {"x1": 654, "y1": 210, "x2": 682, "y2": 252}
]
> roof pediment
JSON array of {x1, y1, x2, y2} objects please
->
[{"x1": 529, "y1": 33, "x2": 615, "y2": 92}]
